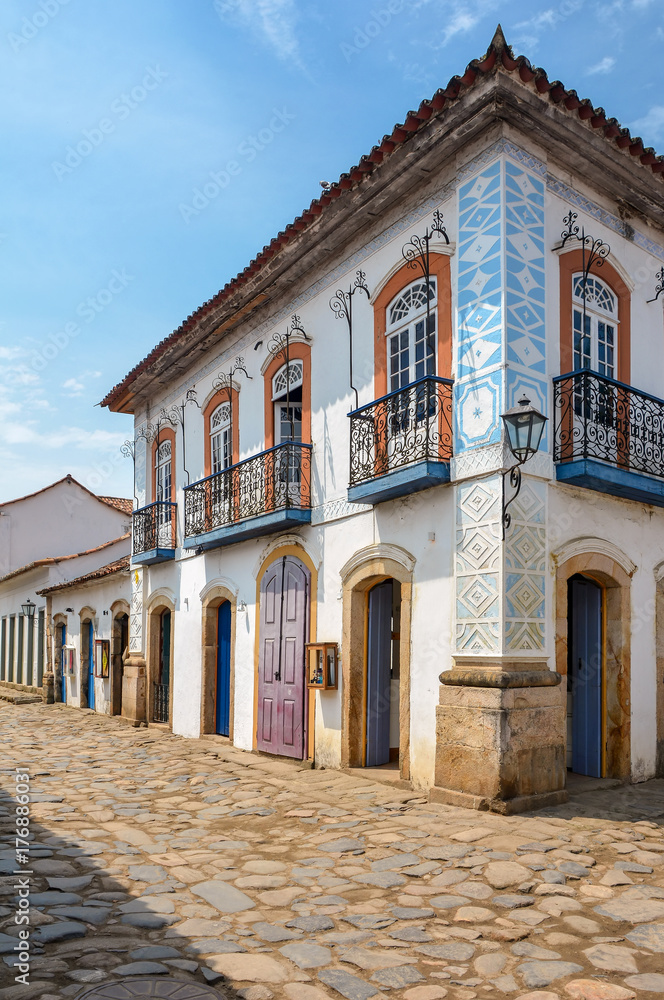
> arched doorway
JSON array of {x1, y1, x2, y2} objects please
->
[
  {"x1": 216, "y1": 601, "x2": 232, "y2": 736},
  {"x1": 54, "y1": 619, "x2": 66, "y2": 704},
  {"x1": 81, "y1": 618, "x2": 94, "y2": 710},
  {"x1": 154, "y1": 610, "x2": 171, "y2": 723},
  {"x1": 200, "y1": 586, "x2": 236, "y2": 739},
  {"x1": 366, "y1": 579, "x2": 402, "y2": 767},
  {"x1": 147, "y1": 597, "x2": 175, "y2": 726},
  {"x1": 111, "y1": 610, "x2": 129, "y2": 716},
  {"x1": 556, "y1": 544, "x2": 632, "y2": 781},
  {"x1": 257, "y1": 555, "x2": 310, "y2": 759},
  {"x1": 567, "y1": 575, "x2": 603, "y2": 777},
  {"x1": 341, "y1": 545, "x2": 414, "y2": 780}
]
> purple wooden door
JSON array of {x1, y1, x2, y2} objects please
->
[{"x1": 258, "y1": 556, "x2": 309, "y2": 759}]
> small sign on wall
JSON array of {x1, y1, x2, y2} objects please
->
[
  {"x1": 94, "y1": 639, "x2": 110, "y2": 678},
  {"x1": 63, "y1": 646, "x2": 76, "y2": 676}
]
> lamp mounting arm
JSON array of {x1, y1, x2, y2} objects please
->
[{"x1": 502, "y1": 461, "x2": 525, "y2": 539}]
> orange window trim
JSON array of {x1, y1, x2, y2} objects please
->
[
  {"x1": 559, "y1": 249, "x2": 630, "y2": 383},
  {"x1": 203, "y1": 387, "x2": 240, "y2": 476},
  {"x1": 151, "y1": 427, "x2": 176, "y2": 504},
  {"x1": 263, "y1": 343, "x2": 311, "y2": 449},
  {"x1": 373, "y1": 255, "x2": 453, "y2": 398}
]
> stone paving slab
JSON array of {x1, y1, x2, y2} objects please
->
[{"x1": 2, "y1": 703, "x2": 664, "y2": 1000}]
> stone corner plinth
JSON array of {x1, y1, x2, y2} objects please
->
[
  {"x1": 431, "y1": 663, "x2": 568, "y2": 814},
  {"x1": 121, "y1": 654, "x2": 147, "y2": 727},
  {"x1": 41, "y1": 671, "x2": 55, "y2": 704}
]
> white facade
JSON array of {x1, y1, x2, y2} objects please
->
[
  {"x1": 43, "y1": 563, "x2": 130, "y2": 714},
  {"x1": 0, "y1": 477, "x2": 130, "y2": 692},
  {"x1": 104, "y1": 36, "x2": 664, "y2": 801}
]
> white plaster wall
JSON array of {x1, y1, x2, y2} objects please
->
[{"x1": 0, "y1": 480, "x2": 128, "y2": 573}]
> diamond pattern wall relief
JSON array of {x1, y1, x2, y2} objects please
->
[{"x1": 453, "y1": 149, "x2": 548, "y2": 659}]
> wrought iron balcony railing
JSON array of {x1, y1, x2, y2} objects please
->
[
  {"x1": 349, "y1": 375, "x2": 454, "y2": 488},
  {"x1": 132, "y1": 501, "x2": 177, "y2": 555},
  {"x1": 184, "y1": 441, "x2": 313, "y2": 538},
  {"x1": 553, "y1": 369, "x2": 664, "y2": 479}
]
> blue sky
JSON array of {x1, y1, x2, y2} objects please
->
[{"x1": 1, "y1": 0, "x2": 662, "y2": 502}]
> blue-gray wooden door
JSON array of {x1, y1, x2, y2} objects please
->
[
  {"x1": 366, "y1": 580, "x2": 393, "y2": 767},
  {"x1": 216, "y1": 601, "x2": 231, "y2": 736},
  {"x1": 570, "y1": 576, "x2": 603, "y2": 778}
]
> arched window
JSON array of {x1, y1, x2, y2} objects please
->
[
  {"x1": 559, "y1": 250, "x2": 630, "y2": 384},
  {"x1": 372, "y1": 255, "x2": 451, "y2": 401},
  {"x1": 272, "y1": 360, "x2": 303, "y2": 444},
  {"x1": 386, "y1": 279, "x2": 437, "y2": 391},
  {"x1": 155, "y1": 439, "x2": 172, "y2": 503},
  {"x1": 210, "y1": 402, "x2": 232, "y2": 474},
  {"x1": 572, "y1": 274, "x2": 618, "y2": 378}
]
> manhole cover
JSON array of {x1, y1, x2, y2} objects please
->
[{"x1": 77, "y1": 980, "x2": 226, "y2": 999}]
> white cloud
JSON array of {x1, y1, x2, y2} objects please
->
[
  {"x1": 512, "y1": 1, "x2": 584, "y2": 52},
  {"x1": 0, "y1": 421, "x2": 126, "y2": 450},
  {"x1": 217, "y1": 0, "x2": 303, "y2": 67},
  {"x1": 630, "y1": 105, "x2": 664, "y2": 144},
  {"x1": 440, "y1": 10, "x2": 479, "y2": 46},
  {"x1": 587, "y1": 56, "x2": 616, "y2": 75},
  {"x1": 62, "y1": 377, "x2": 85, "y2": 397},
  {"x1": 0, "y1": 346, "x2": 22, "y2": 360},
  {"x1": 61, "y1": 371, "x2": 103, "y2": 397}
]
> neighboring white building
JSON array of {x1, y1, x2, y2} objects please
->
[
  {"x1": 101, "y1": 29, "x2": 664, "y2": 810},
  {"x1": 38, "y1": 557, "x2": 130, "y2": 715},
  {"x1": 0, "y1": 475, "x2": 131, "y2": 701}
]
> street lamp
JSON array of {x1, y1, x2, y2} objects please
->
[
  {"x1": 21, "y1": 599, "x2": 36, "y2": 619},
  {"x1": 501, "y1": 395, "x2": 547, "y2": 537}
]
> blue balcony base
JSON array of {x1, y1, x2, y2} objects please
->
[
  {"x1": 348, "y1": 460, "x2": 451, "y2": 505},
  {"x1": 184, "y1": 508, "x2": 311, "y2": 551},
  {"x1": 131, "y1": 548, "x2": 176, "y2": 566},
  {"x1": 556, "y1": 459, "x2": 664, "y2": 508}
]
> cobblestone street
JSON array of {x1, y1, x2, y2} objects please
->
[{"x1": 3, "y1": 704, "x2": 664, "y2": 1000}]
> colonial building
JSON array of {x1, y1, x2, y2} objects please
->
[
  {"x1": 37, "y1": 556, "x2": 130, "y2": 715},
  {"x1": 0, "y1": 475, "x2": 131, "y2": 708},
  {"x1": 102, "y1": 28, "x2": 664, "y2": 811}
]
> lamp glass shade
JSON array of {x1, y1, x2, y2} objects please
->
[
  {"x1": 502, "y1": 397, "x2": 547, "y2": 463},
  {"x1": 21, "y1": 599, "x2": 36, "y2": 618}
]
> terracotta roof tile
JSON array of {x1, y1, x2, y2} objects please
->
[
  {"x1": 37, "y1": 556, "x2": 131, "y2": 595},
  {"x1": 98, "y1": 496, "x2": 133, "y2": 516}
]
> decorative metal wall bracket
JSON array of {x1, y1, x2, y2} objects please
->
[
  {"x1": 212, "y1": 357, "x2": 253, "y2": 462},
  {"x1": 162, "y1": 388, "x2": 200, "y2": 486},
  {"x1": 560, "y1": 209, "x2": 610, "y2": 329},
  {"x1": 122, "y1": 425, "x2": 153, "y2": 506},
  {"x1": 647, "y1": 267, "x2": 664, "y2": 304},
  {"x1": 401, "y1": 210, "x2": 449, "y2": 359},
  {"x1": 329, "y1": 270, "x2": 370, "y2": 410}
]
